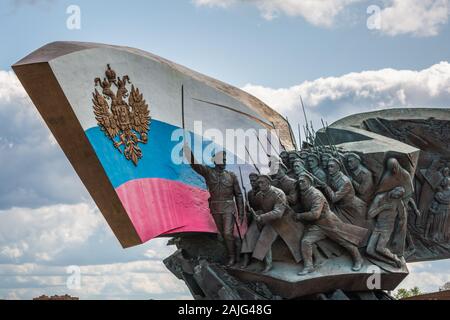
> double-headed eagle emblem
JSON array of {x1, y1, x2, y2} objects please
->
[{"x1": 92, "y1": 64, "x2": 151, "y2": 166}]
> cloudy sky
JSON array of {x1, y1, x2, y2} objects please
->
[{"x1": 0, "y1": 0, "x2": 450, "y2": 299}]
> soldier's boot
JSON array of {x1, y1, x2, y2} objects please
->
[
  {"x1": 225, "y1": 239, "x2": 236, "y2": 267},
  {"x1": 298, "y1": 261, "x2": 315, "y2": 276},
  {"x1": 299, "y1": 243, "x2": 315, "y2": 275},
  {"x1": 240, "y1": 253, "x2": 250, "y2": 269},
  {"x1": 348, "y1": 246, "x2": 364, "y2": 271},
  {"x1": 379, "y1": 248, "x2": 403, "y2": 268},
  {"x1": 262, "y1": 249, "x2": 272, "y2": 273}
]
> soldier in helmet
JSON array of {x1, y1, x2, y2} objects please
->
[
  {"x1": 251, "y1": 175, "x2": 302, "y2": 272},
  {"x1": 247, "y1": 173, "x2": 261, "y2": 210},
  {"x1": 322, "y1": 158, "x2": 369, "y2": 228},
  {"x1": 345, "y1": 152, "x2": 374, "y2": 204},
  {"x1": 295, "y1": 173, "x2": 368, "y2": 275},
  {"x1": 307, "y1": 153, "x2": 327, "y2": 184},
  {"x1": 290, "y1": 159, "x2": 307, "y2": 180},
  {"x1": 279, "y1": 151, "x2": 290, "y2": 170},
  {"x1": 183, "y1": 145, "x2": 244, "y2": 266},
  {"x1": 272, "y1": 163, "x2": 297, "y2": 206},
  {"x1": 298, "y1": 150, "x2": 310, "y2": 163},
  {"x1": 240, "y1": 172, "x2": 262, "y2": 268},
  {"x1": 287, "y1": 151, "x2": 300, "y2": 176},
  {"x1": 320, "y1": 152, "x2": 332, "y2": 173}
]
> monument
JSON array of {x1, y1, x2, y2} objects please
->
[{"x1": 13, "y1": 42, "x2": 450, "y2": 300}]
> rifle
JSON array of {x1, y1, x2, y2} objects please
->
[
  {"x1": 253, "y1": 129, "x2": 269, "y2": 158},
  {"x1": 300, "y1": 96, "x2": 314, "y2": 145},
  {"x1": 239, "y1": 167, "x2": 261, "y2": 225},
  {"x1": 286, "y1": 116, "x2": 299, "y2": 151},
  {"x1": 320, "y1": 119, "x2": 350, "y2": 177},
  {"x1": 244, "y1": 145, "x2": 261, "y2": 174},
  {"x1": 232, "y1": 168, "x2": 246, "y2": 242},
  {"x1": 297, "y1": 123, "x2": 302, "y2": 149},
  {"x1": 271, "y1": 121, "x2": 286, "y2": 151}
]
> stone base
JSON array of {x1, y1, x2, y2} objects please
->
[
  {"x1": 164, "y1": 234, "x2": 408, "y2": 300},
  {"x1": 228, "y1": 256, "x2": 408, "y2": 299}
]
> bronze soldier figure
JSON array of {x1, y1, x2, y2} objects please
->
[
  {"x1": 345, "y1": 152, "x2": 374, "y2": 204},
  {"x1": 307, "y1": 153, "x2": 327, "y2": 184},
  {"x1": 240, "y1": 173, "x2": 262, "y2": 268},
  {"x1": 272, "y1": 163, "x2": 297, "y2": 206},
  {"x1": 183, "y1": 145, "x2": 244, "y2": 266},
  {"x1": 287, "y1": 151, "x2": 300, "y2": 177},
  {"x1": 295, "y1": 173, "x2": 367, "y2": 275},
  {"x1": 377, "y1": 157, "x2": 420, "y2": 257},
  {"x1": 279, "y1": 151, "x2": 290, "y2": 170},
  {"x1": 322, "y1": 158, "x2": 369, "y2": 228},
  {"x1": 320, "y1": 152, "x2": 332, "y2": 172},
  {"x1": 289, "y1": 159, "x2": 307, "y2": 180},
  {"x1": 247, "y1": 173, "x2": 261, "y2": 210},
  {"x1": 298, "y1": 150, "x2": 310, "y2": 163},
  {"x1": 366, "y1": 186, "x2": 407, "y2": 268},
  {"x1": 252, "y1": 175, "x2": 302, "y2": 272}
]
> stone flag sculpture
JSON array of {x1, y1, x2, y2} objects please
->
[{"x1": 13, "y1": 42, "x2": 294, "y2": 248}]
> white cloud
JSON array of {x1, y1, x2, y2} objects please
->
[
  {"x1": 193, "y1": 0, "x2": 362, "y2": 26},
  {"x1": 398, "y1": 261, "x2": 450, "y2": 293},
  {"x1": 242, "y1": 61, "x2": 450, "y2": 133},
  {"x1": 0, "y1": 70, "x2": 89, "y2": 209},
  {"x1": 0, "y1": 203, "x2": 102, "y2": 262},
  {"x1": 0, "y1": 260, "x2": 190, "y2": 300},
  {"x1": 0, "y1": 71, "x2": 28, "y2": 104},
  {"x1": 194, "y1": 0, "x2": 450, "y2": 36},
  {"x1": 377, "y1": 0, "x2": 450, "y2": 37}
]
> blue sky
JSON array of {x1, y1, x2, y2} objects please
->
[
  {"x1": 2, "y1": 0, "x2": 450, "y2": 87},
  {"x1": 0, "y1": 0, "x2": 450, "y2": 299}
]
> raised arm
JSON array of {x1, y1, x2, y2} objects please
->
[{"x1": 183, "y1": 142, "x2": 208, "y2": 177}]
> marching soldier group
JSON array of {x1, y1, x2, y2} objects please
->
[{"x1": 184, "y1": 142, "x2": 415, "y2": 275}]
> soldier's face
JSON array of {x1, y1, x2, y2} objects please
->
[
  {"x1": 321, "y1": 156, "x2": 330, "y2": 168},
  {"x1": 328, "y1": 162, "x2": 339, "y2": 175},
  {"x1": 298, "y1": 177, "x2": 310, "y2": 191},
  {"x1": 293, "y1": 162, "x2": 303, "y2": 174},
  {"x1": 258, "y1": 179, "x2": 270, "y2": 192},
  {"x1": 280, "y1": 152, "x2": 289, "y2": 164},
  {"x1": 289, "y1": 155, "x2": 298, "y2": 165},
  {"x1": 347, "y1": 157, "x2": 359, "y2": 170},
  {"x1": 214, "y1": 152, "x2": 226, "y2": 169},
  {"x1": 249, "y1": 176, "x2": 258, "y2": 189},
  {"x1": 307, "y1": 158, "x2": 318, "y2": 169}
]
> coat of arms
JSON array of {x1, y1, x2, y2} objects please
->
[{"x1": 92, "y1": 64, "x2": 151, "y2": 166}]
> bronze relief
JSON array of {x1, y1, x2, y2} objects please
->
[{"x1": 92, "y1": 64, "x2": 151, "y2": 165}]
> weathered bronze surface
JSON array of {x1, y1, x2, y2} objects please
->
[
  {"x1": 13, "y1": 42, "x2": 450, "y2": 300},
  {"x1": 168, "y1": 108, "x2": 450, "y2": 300},
  {"x1": 183, "y1": 145, "x2": 245, "y2": 267}
]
